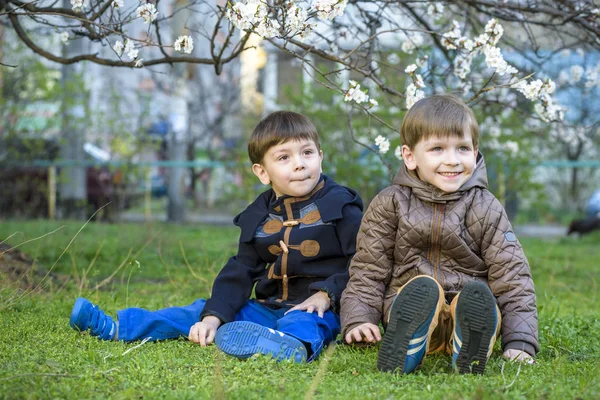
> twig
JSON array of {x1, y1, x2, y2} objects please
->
[
  {"x1": 121, "y1": 336, "x2": 152, "y2": 356},
  {"x1": 304, "y1": 343, "x2": 337, "y2": 400},
  {"x1": 0, "y1": 226, "x2": 65, "y2": 257},
  {"x1": 180, "y1": 241, "x2": 209, "y2": 284},
  {"x1": 497, "y1": 360, "x2": 522, "y2": 391}
]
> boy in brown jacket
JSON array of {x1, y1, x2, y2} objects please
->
[{"x1": 340, "y1": 94, "x2": 538, "y2": 374}]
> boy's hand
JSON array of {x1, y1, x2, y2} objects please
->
[
  {"x1": 345, "y1": 323, "x2": 382, "y2": 344},
  {"x1": 503, "y1": 349, "x2": 535, "y2": 364},
  {"x1": 188, "y1": 316, "x2": 221, "y2": 346},
  {"x1": 285, "y1": 291, "x2": 330, "y2": 318}
]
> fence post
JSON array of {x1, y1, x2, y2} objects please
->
[{"x1": 48, "y1": 165, "x2": 56, "y2": 220}]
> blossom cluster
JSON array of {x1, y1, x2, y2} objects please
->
[
  {"x1": 440, "y1": 18, "x2": 562, "y2": 121},
  {"x1": 374, "y1": 135, "x2": 390, "y2": 154},
  {"x1": 512, "y1": 79, "x2": 563, "y2": 122},
  {"x1": 224, "y1": 0, "x2": 348, "y2": 40},
  {"x1": 558, "y1": 63, "x2": 600, "y2": 88},
  {"x1": 137, "y1": 3, "x2": 158, "y2": 24},
  {"x1": 404, "y1": 64, "x2": 426, "y2": 109},
  {"x1": 70, "y1": 0, "x2": 84, "y2": 11},
  {"x1": 174, "y1": 35, "x2": 194, "y2": 54},
  {"x1": 343, "y1": 80, "x2": 378, "y2": 108}
]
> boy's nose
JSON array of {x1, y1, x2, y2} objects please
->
[
  {"x1": 293, "y1": 157, "x2": 306, "y2": 171},
  {"x1": 444, "y1": 151, "x2": 460, "y2": 165}
]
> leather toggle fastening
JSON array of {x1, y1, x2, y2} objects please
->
[
  {"x1": 283, "y1": 220, "x2": 299, "y2": 227},
  {"x1": 279, "y1": 240, "x2": 289, "y2": 254}
]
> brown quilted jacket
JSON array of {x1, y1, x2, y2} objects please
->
[{"x1": 340, "y1": 153, "x2": 539, "y2": 356}]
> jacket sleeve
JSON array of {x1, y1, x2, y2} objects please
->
[
  {"x1": 200, "y1": 240, "x2": 266, "y2": 323},
  {"x1": 307, "y1": 199, "x2": 363, "y2": 312},
  {"x1": 479, "y1": 194, "x2": 539, "y2": 356},
  {"x1": 340, "y1": 191, "x2": 398, "y2": 337}
]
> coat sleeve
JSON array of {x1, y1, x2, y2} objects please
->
[
  {"x1": 307, "y1": 199, "x2": 363, "y2": 312},
  {"x1": 340, "y1": 191, "x2": 398, "y2": 337},
  {"x1": 479, "y1": 194, "x2": 539, "y2": 356},
  {"x1": 200, "y1": 240, "x2": 266, "y2": 323}
]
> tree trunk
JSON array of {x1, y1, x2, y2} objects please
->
[{"x1": 59, "y1": 1, "x2": 88, "y2": 219}]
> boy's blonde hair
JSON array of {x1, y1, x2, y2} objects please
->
[
  {"x1": 400, "y1": 94, "x2": 479, "y2": 149},
  {"x1": 248, "y1": 111, "x2": 321, "y2": 164}
]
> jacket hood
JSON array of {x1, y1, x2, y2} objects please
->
[{"x1": 392, "y1": 152, "x2": 489, "y2": 203}]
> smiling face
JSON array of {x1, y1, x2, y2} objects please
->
[
  {"x1": 401, "y1": 131, "x2": 478, "y2": 194},
  {"x1": 252, "y1": 139, "x2": 323, "y2": 198}
]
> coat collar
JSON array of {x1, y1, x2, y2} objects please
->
[{"x1": 234, "y1": 174, "x2": 361, "y2": 242}]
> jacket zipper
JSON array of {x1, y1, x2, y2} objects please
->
[{"x1": 428, "y1": 203, "x2": 446, "y2": 287}]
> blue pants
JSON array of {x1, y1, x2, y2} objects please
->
[{"x1": 117, "y1": 299, "x2": 340, "y2": 360}]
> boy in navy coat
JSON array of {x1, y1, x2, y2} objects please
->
[{"x1": 70, "y1": 111, "x2": 363, "y2": 362}]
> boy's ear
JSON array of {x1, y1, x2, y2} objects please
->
[
  {"x1": 319, "y1": 150, "x2": 323, "y2": 173},
  {"x1": 401, "y1": 145, "x2": 417, "y2": 170},
  {"x1": 252, "y1": 163, "x2": 271, "y2": 185}
]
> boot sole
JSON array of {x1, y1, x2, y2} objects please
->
[
  {"x1": 455, "y1": 282, "x2": 497, "y2": 374},
  {"x1": 377, "y1": 277, "x2": 440, "y2": 373},
  {"x1": 69, "y1": 298, "x2": 89, "y2": 330},
  {"x1": 215, "y1": 321, "x2": 307, "y2": 363}
]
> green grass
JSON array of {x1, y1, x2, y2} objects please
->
[{"x1": 0, "y1": 220, "x2": 598, "y2": 399}]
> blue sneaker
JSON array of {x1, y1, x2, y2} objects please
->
[
  {"x1": 452, "y1": 281, "x2": 499, "y2": 374},
  {"x1": 377, "y1": 275, "x2": 443, "y2": 374},
  {"x1": 215, "y1": 321, "x2": 307, "y2": 363},
  {"x1": 69, "y1": 298, "x2": 116, "y2": 340}
]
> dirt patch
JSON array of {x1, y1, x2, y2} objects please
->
[{"x1": 0, "y1": 243, "x2": 68, "y2": 290}]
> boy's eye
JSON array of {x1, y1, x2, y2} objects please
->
[
  {"x1": 430, "y1": 147, "x2": 442, "y2": 152},
  {"x1": 278, "y1": 155, "x2": 289, "y2": 161},
  {"x1": 460, "y1": 146, "x2": 471, "y2": 151},
  {"x1": 303, "y1": 149, "x2": 314, "y2": 155}
]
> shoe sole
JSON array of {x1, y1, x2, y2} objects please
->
[
  {"x1": 215, "y1": 321, "x2": 307, "y2": 363},
  {"x1": 455, "y1": 282, "x2": 497, "y2": 374},
  {"x1": 70, "y1": 298, "x2": 88, "y2": 330},
  {"x1": 377, "y1": 277, "x2": 440, "y2": 373}
]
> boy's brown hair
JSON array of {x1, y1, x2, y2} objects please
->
[
  {"x1": 248, "y1": 111, "x2": 321, "y2": 164},
  {"x1": 400, "y1": 94, "x2": 479, "y2": 149}
]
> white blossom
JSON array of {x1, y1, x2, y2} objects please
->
[
  {"x1": 416, "y1": 55, "x2": 429, "y2": 68},
  {"x1": 225, "y1": 1, "x2": 258, "y2": 31},
  {"x1": 402, "y1": 33, "x2": 424, "y2": 54},
  {"x1": 394, "y1": 146, "x2": 402, "y2": 160},
  {"x1": 124, "y1": 39, "x2": 138, "y2": 60},
  {"x1": 387, "y1": 53, "x2": 400, "y2": 65},
  {"x1": 441, "y1": 20, "x2": 461, "y2": 50},
  {"x1": 112, "y1": 0, "x2": 124, "y2": 8},
  {"x1": 570, "y1": 65, "x2": 584, "y2": 83},
  {"x1": 136, "y1": 3, "x2": 158, "y2": 24},
  {"x1": 504, "y1": 140, "x2": 519, "y2": 156},
  {"x1": 173, "y1": 35, "x2": 194, "y2": 54},
  {"x1": 484, "y1": 45, "x2": 517, "y2": 76},
  {"x1": 406, "y1": 83, "x2": 425, "y2": 109},
  {"x1": 134, "y1": 59, "x2": 144, "y2": 68},
  {"x1": 414, "y1": 74, "x2": 425, "y2": 89},
  {"x1": 484, "y1": 19, "x2": 503, "y2": 45},
  {"x1": 255, "y1": 17, "x2": 281, "y2": 38},
  {"x1": 427, "y1": 3, "x2": 444, "y2": 19},
  {"x1": 113, "y1": 40, "x2": 124, "y2": 56},
  {"x1": 344, "y1": 86, "x2": 368, "y2": 104},
  {"x1": 375, "y1": 135, "x2": 390, "y2": 154},
  {"x1": 405, "y1": 64, "x2": 417, "y2": 74},
  {"x1": 453, "y1": 53, "x2": 472, "y2": 80},
  {"x1": 314, "y1": 0, "x2": 348, "y2": 21},
  {"x1": 369, "y1": 98, "x2": 379, "y2": 107},
  {"x1": 70, "y1": 0, "x2": 83, "y2": 11},
  {"x1": 286, "y1": 4, "x2": 310, "y2": 36},
  {"x1": 59, "y1": 32, "x2": 69, "y2": 45}
]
